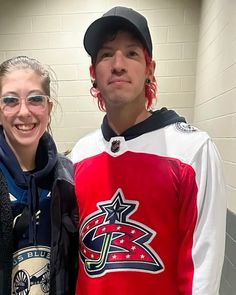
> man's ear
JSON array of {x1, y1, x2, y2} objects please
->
[
  {"x1": 89, "y1": 64, "x2": 95, "y2": 80},
  {"x1": 148, "y1": 60, "x2": 156, "y2": 82}
]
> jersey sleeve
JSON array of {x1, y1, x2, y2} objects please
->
[{"x1": 190, "y1": 138, "x2": 227, "y2": 294}]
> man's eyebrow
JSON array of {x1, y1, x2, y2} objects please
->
[
  {"x1": 99, "y1": 43, "x2": 142, "y2": 50},
  {"x1": 99, "y1": 45, "x2": 112, "y2": 50}
]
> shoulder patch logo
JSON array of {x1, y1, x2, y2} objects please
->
[
  {"x1": 80, "y1": 189, "x2": 164, "y2": 277},
  {"x1": 175, "y1": 122, "x2": 198, "y2": 133}
]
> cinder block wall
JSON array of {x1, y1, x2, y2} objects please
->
[
  {"x1": 0, "y1": 0, "x2": 200, "y2": 153},
  {"x1": 194, "y1": 0, "x2": 236, "y2": 294},
  {"x1": 1, "y1": 1, "x2": 235, "y2": 293}
]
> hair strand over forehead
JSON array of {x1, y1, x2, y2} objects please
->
[
  {"x1": 0, "y1": 56, "x2": 51, "y2": 96},
  {"x1": 0, "y1": 56, "x2": 60, "y2": 134}
]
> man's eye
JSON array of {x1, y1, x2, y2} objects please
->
[
  {"x1": 98, "y1": 52, "x2": 112, "y2": 60},
  {"x1": 2, "y1": 96, "x2": 19, "y2": 104},
  {"x1": 128, "y1": 51, "x2": 138, "y2": 57},
  {"x1": 27, "y1": 95, "x2": 45, "y2": 103},
  {"x1": 103, "y1": 52, "x2": 112, "y2": 57}
]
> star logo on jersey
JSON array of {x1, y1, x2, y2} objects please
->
[{"x1": 80, "y1": 189, "x2": 164, "y2": 277}]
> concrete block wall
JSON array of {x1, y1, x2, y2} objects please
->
[
  {"x1": 194, "y1": 0, "x2": 236, "y2": 294},
  {"x1": 0, "y1": 0, "x2": 200, "y2": 153},
  {"x1": 0, "y1": 0, "x2": 235, "y2": 293}
]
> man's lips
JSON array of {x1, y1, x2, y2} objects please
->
[{"x1": 108, "y1": 78, "x2": 130, "y2": 85}]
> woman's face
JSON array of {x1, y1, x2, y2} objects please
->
[{"x1": 0, "y1": 68, "x2": 53, "y2": 154}]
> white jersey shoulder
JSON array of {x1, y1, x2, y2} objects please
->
[
  {"x1": 71, "y1": 122, "x2": 211, "y2": 165},
  {"x1": 71, "y1": 129, "x2": 103, "y2": 163},
  {"x1": 158, "y1": 122, "x2": 211, "y2": 164}
]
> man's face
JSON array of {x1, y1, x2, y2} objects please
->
[{"x1": 93, "y1": 31, "x2": 155, "y2": 111}]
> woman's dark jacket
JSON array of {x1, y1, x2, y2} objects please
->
[{"x1": 0, "y1": 129, "x2": 78, "y2": 295}]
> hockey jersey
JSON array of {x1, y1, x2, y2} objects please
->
[{"x1": 72, "y1": 108, "x2": 226, "y2": 295}]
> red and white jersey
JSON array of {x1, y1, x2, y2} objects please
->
[{"x1": 72, "y1": 112, "x2": 226, "y2": 295}]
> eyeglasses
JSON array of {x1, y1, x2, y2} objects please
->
[{"x1": 0, "y1": 95, "x2": 49, "y2": 113}]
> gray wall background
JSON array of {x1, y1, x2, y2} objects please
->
[{"x1": 0, "y1": 0, "x2": 235, "y2": 293}]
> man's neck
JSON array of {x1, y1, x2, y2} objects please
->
[{"x1": 106, "y1": 106, "x2": 151, "y2": 135}]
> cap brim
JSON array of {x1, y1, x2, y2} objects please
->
[{"x1": 84, "y1": 16, "x2": 146, "y2": 59}]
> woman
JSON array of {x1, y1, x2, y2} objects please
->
[{"x1": 0, "y1": 56, "x2": 78, "y2": 295}]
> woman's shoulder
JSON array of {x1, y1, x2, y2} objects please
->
[{"x1": 54, "y1": 153, "x2": 74, "y2": 181}]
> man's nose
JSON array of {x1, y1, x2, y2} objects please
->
[{"x1": 111, "y1": 51, "x2": 126, "y2": 74}]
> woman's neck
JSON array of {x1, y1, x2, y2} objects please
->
[
  {"x1": 5, "y1": 135, "x2": 37, "y2": 171},
  {"x1": 17, "y1": 153, "x2": 36, "y2": 171}
]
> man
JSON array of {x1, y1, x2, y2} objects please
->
[{"x1": 72, "y1": 6, "x2": 226, "y2": 294}]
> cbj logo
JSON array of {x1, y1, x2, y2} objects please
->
[{"x1": 80, "y1": 189, "x2": 164, "y2": 277}]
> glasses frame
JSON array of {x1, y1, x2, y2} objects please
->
[{"x1": 0, "y1": 94, "x2": 50, "y2": 114}]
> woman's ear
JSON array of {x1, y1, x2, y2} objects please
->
[{"x1": 48, "y1": 100, "x2": 53, "y2": 116}]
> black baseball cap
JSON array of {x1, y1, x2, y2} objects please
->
[{"x1": 83, "y1": 6, "x2": 153, "y2": 59}]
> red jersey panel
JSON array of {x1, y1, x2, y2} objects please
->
[
  {"x1": 72, "y1": 122, "x2": 226, "y2": 295},
  {"x1": 74, "y1": 151, "x2": 197, "y2": 294}
]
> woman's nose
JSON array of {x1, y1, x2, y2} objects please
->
[{"x1": 17, "y1": 99, "x2": 31, "y2": 115}]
